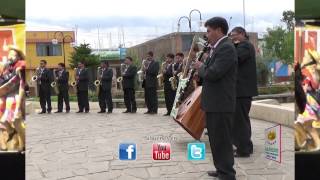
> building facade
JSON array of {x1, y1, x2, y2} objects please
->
[{"x1": 26, "y1": 31, "x2": 75, "y2": 95}]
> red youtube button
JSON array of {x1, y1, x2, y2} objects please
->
[{"x1": 152, "y1": 143, "x2": 171, "y2": 160}]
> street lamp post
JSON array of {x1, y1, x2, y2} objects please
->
[
  {"x1": 189, "y1": 9, "x2": 202, "y2": 32},
  {"x1": 52, "y1": 31, "x2": 74, "y2": 65},
  {"x1": 177, "y1": 16, "x2": 191, "y2": 32}
]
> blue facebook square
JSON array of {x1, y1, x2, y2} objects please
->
[{"x1": 119, "y1": 143, "x2": 136, "y2": 160}]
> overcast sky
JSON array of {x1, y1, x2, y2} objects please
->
[{"x1": 26, "y1": 0, "x2": 294, "y2": 48}]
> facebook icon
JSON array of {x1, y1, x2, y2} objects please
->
[{"x1": 119, "y1": 143, "x2": 136, "y2": 160}]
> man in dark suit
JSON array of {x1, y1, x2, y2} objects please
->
[
  {"x1": 194, "y1": 17, "x2": 237, "y2": 180},
  {"x1": 144, "y1": 51, "x2": 160, "y2": 114},
  {"x1": 55, "y1": 63, "x2": 70, "y2": 113},
  {"x1": 230, "y1": 27, "x2": 258, "y2": 157},
  {"x1": 76, "y1": 61, "x2": 90, "y2": 113},
  {"x1": 163, "y1": 53, "x2": 175, "y2": 116},
  {"x1": 38, "y1": 60, "x2": 52, "y2": 114},
  {"x1": 98, "y1": 61, "x2": 113, "y2": 113},
  {"x1": 122, "y1": 57, "x2": 137, "y2": 113}
]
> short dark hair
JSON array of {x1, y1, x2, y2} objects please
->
[
  {"x1": 166, "y1": 53, "x2": 174, "y2": 59},
  {"x1": 147, "y1": 51, "x2": 153, "y2": 57},
  {"x1": 126, "y1": 56, "x2": 133, "y2": 61},
  {"x1": 205, "y1": 17, "x2": 229, "y2": 35},
  {"x1": 58, "y1": 63, "x2": 65, "y2": 68},
  {"x1": 231, "y1": 26, "x2": 249, "y2": 39},
  {"x1": 40, "y1": 60, "x2": 47, "y2": 64},
  {"x1": 175, "y1": 52, "x2": 184, "y2": 58},
  {"x1": 79, "y1": 61, "x2": 85, "y2": 65}
]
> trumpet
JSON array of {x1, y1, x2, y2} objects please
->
[
  {"x1": 31, "y1": 67, "x2": 40, "y2": 82},
  {"x1": 70, "y1": 68, "x2": 78, "y2": 87},
  {"x1": 137, "y1": 59, "x2": 150, "y2": 82}
]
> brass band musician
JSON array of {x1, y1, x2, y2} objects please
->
[
  {"x1": 122, "y1": 57, "x2": 137, "y2": 113},
  {"x1": 76, "y1": 61, "x2": 89, "y2": 113},
  {"x1": 143, "y1": 51, "x2": 160, "y2": 114},
  {"x1": 54, "y1": 63, "x2": 70, "y2": 113},
  {"x1": 97, "y1": 61, "x2": 113, "y2": 113},
  {"x1": 37, "y1": 60, "x2": 52, "y2": 114},
  {"x1": 162, "y1": 53, "x2": 175, "y2": 116}
]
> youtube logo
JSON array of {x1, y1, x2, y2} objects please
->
[{"x1": 152, "y1": 143, "x2": 171, "y2": 160}]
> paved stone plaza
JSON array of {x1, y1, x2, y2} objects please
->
[{"x1": 26, "y1": 108, "x2": 294, "y2": 180}]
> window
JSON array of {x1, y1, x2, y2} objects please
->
[{"x1": 36, "y1": 43, "x2": 62, "y2": 56}]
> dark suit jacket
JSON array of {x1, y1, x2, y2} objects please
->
[
  {"x1": 199, "y1": 37, "x2": 238, "y2": 113},
  {"x1": 235, "y1": 40, "x2": 258, "y2": 97},
  {"x1": 57, "y1": 70, "x2": 69, "y2": 92},
  {"x1": 77, "y1": 68, "x2": 89, "y2": 91},
  {"x1": 39, "y1": 68, "x2": 52, "y2": 91},
  {"x1": 100, "y1": 68, "x2": 113, "y2": 91},
  {"x1": 122, "y1": 65, "x2": 137, "y2": 89},
  {"x1": 145, "y1": 60, "x2": 160, "y2": 88}
]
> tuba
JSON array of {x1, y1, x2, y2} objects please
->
[
  {"x1": 31, "y1": 67, "x2": 40, "y2": 82},
  {"x1": 51, "y1": 69, "x2": 59, "y2": 94},
  {"x1": 70, "y1": 68, "x2": 78, "y2": 87},
  {"x1": 157, "y1": 62, "x2": 167, "y2": 87},
  {"x1": 137, "y1": 59, "x2": 150, "y2": 82}
]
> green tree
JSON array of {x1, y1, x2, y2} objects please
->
[
  {"x1": 69, "y1": 43, "x2": 100, "y2": 68},
  {"x1": 281, "y1": 10, "x2": 295, "y2": 32},
  {"x1": 263, "y1": 26, "x2": 294, "y2": 65}
]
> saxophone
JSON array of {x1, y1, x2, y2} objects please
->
[
  {"x1": 70, "y1": 68, "x2": 78, "y2": 87},
  {"x1": 169, "y1": 63, "x2": 182, "y2": 90},
  {"x1": 117, "y1": 63, "x2": 128, "y2": 83},
  {"x1": 31, "y1": 67, "x2": 40, "y2": 82},
  {"x1": 94, "y1": 67, "x2": 101, "y2": 86},
  {"x1": 137, "y1": 59, "x2": 150, "y2": 82},
  {"x1": 157, "y1": 62, "x2": 167, "y2": 87},
  {"x1": 51, "y1": 69, "x2": 59, "y2": 94}
]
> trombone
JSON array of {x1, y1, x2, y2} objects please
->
[{"x1": 70, "y1": 68, "x2": 78, "y2": 87}]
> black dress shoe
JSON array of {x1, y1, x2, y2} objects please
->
[
  {"x1": 207, "y1": 171, "x2": 219, "y2": 177},
  {"x1": 98, "y1": 111, "x2": 106, "y2": 113},
  {"x1": 144, "y1": 111, "x2": 150, "y2": 114},
  {"x1": 54, "y1": 111, "x2": 62, "y2": 113},
  {"x1": 38, "y1": 111, "x2": 46, "y2": 114},
  {"x1": 107, "y1": 111, "x2": 112, "y2": 114},
  {"x1": 76, "y1": 111, "x2": 83, "y2": 113},
  {"x1": 122, "y1": 110, "x2": 130, "y2": 113},
  {"x1": 163, "y1": 113, "x2": 170, "y2": 116},
  {"x1": 131, "y1": 111, "x2": 137, "y2": 113},
  {"x1": 150, "y1": 112, "x2": 157, "y2": 115},
  {"x1": 234, "y1": 152, "x2": 250, "y2": 158},
  {"x1": 85, "y1": 111, "x2": 89, "y2": 113}
]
